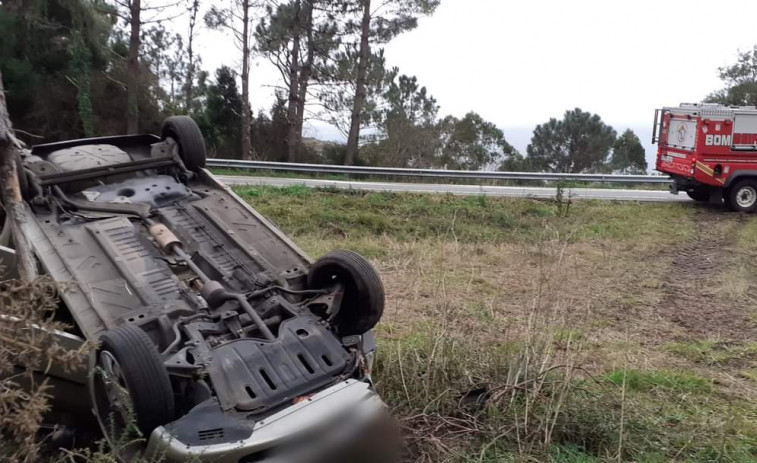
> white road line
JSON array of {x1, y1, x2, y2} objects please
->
[{"x1": 217, "y1": 176, "x2": 690, "y2": 203}]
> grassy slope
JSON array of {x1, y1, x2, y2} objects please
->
[{"x1": 236, "y1": 185, "x2": 757, "y2": 463}]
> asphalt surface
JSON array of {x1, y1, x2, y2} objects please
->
[{"x1": 217, "y1": 175, "x2": 690, "y2": 202}]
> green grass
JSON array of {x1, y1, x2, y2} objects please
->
[
  {"x1": 234, "y1": 185, "x2": 694, "y2": 248},
  {"x1": 228, "y1": 185, "x2": 757, "y2": 462},
  {"x1": 605, "y1": 369, "x2": 712, "y2": 393},
  {"x1": 736, "y1": 216, "x2": 757, "y2": 250},
  {"x1": 666, "y1": 341, "x2": 757, "y2": 366},
  {"x1": 375, "y1": 320, "x2": 757, "y2": 462}
]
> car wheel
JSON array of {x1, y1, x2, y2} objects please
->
[
  {"x1": 727, "y1": 179, "x2": 757, "y2": 212},
  {"x1": 161, "y1": 115, "x2": 206, "y2": 172},
  {"x1": 686, "y1": 188, "x2": 710, "y2": 202},
  {"x1": 308, "y1": 250, "x2": 385, "y2": 336},
  {"x1": 90, "y1": 325, "x2": 174, "y2": 441}
]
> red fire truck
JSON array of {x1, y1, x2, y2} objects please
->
[{"x1": 654, "y1": 103, "x2": 757, "y2": 211}]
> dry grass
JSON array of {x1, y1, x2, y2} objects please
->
[
  {"x1": 242, "y1": 186, "x2": 757, "y2": 462},
  {"x1": 5, "y1": 187, "x2": 757, "y2": 462},
  {"x1": 0, "y1": 278, "x2": 93, "y2": 462}
]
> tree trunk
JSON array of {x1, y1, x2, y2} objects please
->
[
  {"x1": 0, "y1": 69, "x2": 37, "y2": 281},
  {"x1": 345, "y1": 0, "x2": 371, "y2": 166},
  {"x1": 294, "y1": 0, "x2": 314, "y2": 150},
  {"x1": 240, "y1": 0, "x2": 253, "y2": 160},
  {"x1": 126, "y1": 0, "x2": 141, "y2": 134},
  {"x1": 185, "y1": 0, "x2": 199, "y2": 112},
  {"x1": 286, "y1": 0, "x2": 302, "y2": 163}
]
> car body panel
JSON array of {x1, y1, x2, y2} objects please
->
[
  {"x1": 5, "y1": 129, "x2": 391, "y2": 462},
  {"x1": 145, "y1": 379, "x2": 387, "y2": 463}
]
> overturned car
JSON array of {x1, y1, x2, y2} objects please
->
[{"x1": 1, "y1": 117, "x2": 395, "y2": 462}]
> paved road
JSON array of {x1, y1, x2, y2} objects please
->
[{"x1": 217, "y1": 175, "x2": 690, "y2": 202}]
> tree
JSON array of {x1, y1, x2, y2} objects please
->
[
  {"x1": 142, "y1": 24, "x2": 185, "y2": 107},
  {"x1": 317, "y1": 46, "x2": 393, "y2": 149},
  {"x1": 526, "y1": 108, "x2": 616, "y2": 173},
  {"x1": 498, "y1": 151, "x2": 528, "y2": 172},
  {"x1": 256, "y1": 0, "x2": 337, "y2": 162},
  {"x1": 611, "y1": 129, "x2": 647, "y2": 174},
  {"x1": 0, "y1": 67, "x2": 36, "y2": 281},
  {"x1": 250, "y1": 96, "x2": 289, "y2": 161},
  {"x1": 344, "y1": 0, "x2": 371, "y2": 166},
  {"x1": 437, "y1": 112, "x2": 519, "y2": 170},
  {"x1": 107, "y1": 0, "x2": 188, "y2": 133},
  {"x1": 196, "y1": 66, "x2": 243, "y2": 157},
  {"x1": 0, "y1": 0, "x2": 115, "y2": 141},
  {"x1": 126, "y1": 0, "x2": 142, "y2": 133},
  {"x1": 256, "y1": 0, "x2": 304, "y2": 162},
  {"x1": 361, "y1": 74, "x2": 439, "y2": 167},
  {"x1": 706, "y1": 46, "x2": 757, "y2": 107},
  {"x1": 342, "y1": 0, "x2": 440, "y2": 165},
  {"x1": 205, "y1": 0, "x2": 256, "y2": 160},
  {"x1": 185, "y1": 0, "x2": 201, "y2": 112}
]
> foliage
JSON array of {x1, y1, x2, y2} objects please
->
[
  {"x1": 361, "y1": 74, "x2": 440, "y2": 167},
  {"x1": 0, "y1": 278, "x2": 93, "y2": 462},
  {"x1": 527, "y1": 108, "x2": 617, "y2": 173},
  {"x1": 204, "y1": 0, "x2": 256, "y2": 159},
  {"x1": 315, "y1": 0, "x2": 440, "y2": 164},
  {"x1": 196, "y1": 66, "x2": 243, "y2": 158},
  {"x1": 0, "y1": 0, "x2": 114, "y2": 142},
  {"x1": 0, "y1": 0, "x2": 519, "y2": 172},
  {"x1": 437, "y1": 112, "x2": 519, "y2": 170},
  {"x1": 706, "y1": 45, "x2": 757, "y2": 106},
  {"x1": 234, "y1": 185, "x2": 694, "y2": 245},
  {"x1": 317, "y1": 46, "x2": 395, "y2": 138},
  {"x1": 0, "y1": 1, "x2": 651, "y2": 175},
  {"x1": 611, "y1": 129, "x2": 647, "y2": 174},
  {"x1": 250, "y1": 97, "x2": 290, "y2": 162}
]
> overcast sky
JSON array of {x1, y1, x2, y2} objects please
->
[{"x1": 191, "y1": 0, "x2": 757, "y2": 167}]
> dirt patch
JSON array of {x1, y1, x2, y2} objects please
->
[{"x1": 655, "y1": 209, "x2": 757, "y2": 342}]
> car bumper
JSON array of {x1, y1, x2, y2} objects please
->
[{"x1": 144, "y1": 379, "x2": 394, "y2": 463}]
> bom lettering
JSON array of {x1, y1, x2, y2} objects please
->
[{"x1": 705, "y1": 134, "x2": 732, "y2": 146}]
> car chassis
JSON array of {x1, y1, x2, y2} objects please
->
[{"x1": 1, "y1": 117, "x2": 392, "y2": 462}]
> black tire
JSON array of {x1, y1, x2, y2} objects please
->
[
  {"x1": 90, "y1": 325, "x2": 174, "y2": 439},
  {"x1": 161, "y1": 115, "x2": 206, "y2": 172},
  {"x1": 727, "y1": 179, "x2": 757, "y2": 212},
  {"x1": 686, "y1": 188, "x2": 710, "y2": 202},
  {"x1": 308, "y1": 250, "x2": 384, "y2": 336}
]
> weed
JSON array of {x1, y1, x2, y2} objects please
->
[
  {"x1": 665, "y1": 341, "x2": 757, "y2": 365},
  {"x1": 555, "y1": 182, "x2": 573, "y2": 217},
  {"x1": 235, "y1": 186, "x2": 695, "y2": 246},
  {"x1": 234, "y1": 187, "x2": 757, "y2": 462},
  {"x1": 605, "y1": 369, "x2": 712, "y2": 393}
]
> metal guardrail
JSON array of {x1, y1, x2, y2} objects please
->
[{"x1": 206, "y1": 159, "x2": 673, "y2": 184}]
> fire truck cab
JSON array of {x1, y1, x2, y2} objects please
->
[{"x1": 654, "y1": 103, "x2": 757, "y2": 211}]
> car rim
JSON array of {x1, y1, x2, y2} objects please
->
[
  {"x1": 737, "y1": 186, "x2": 757, "y2": 208},
  {"x1": 94, "y1": 350, "x2": 134, "y2": 434}
]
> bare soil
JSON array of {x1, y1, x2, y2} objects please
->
[{"x1": 656, "y1": 209, "x2": 757, "y2": 342}]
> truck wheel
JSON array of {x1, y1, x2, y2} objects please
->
[
  {"x1": 727, "y1": 179, "x2": 757, "y2": 212},
  {"x1": 686, "y1": 188, "x2": 710, "y2": 202},
  {"x1": 308, "y1": 250, "x2": 385, "y2": 336},
  {"x1": 161, "y1": 116, "x2": 206, "y2": 172},
  {"x1": 90, "y1": 325, "x2": 174, "y2": 441}
]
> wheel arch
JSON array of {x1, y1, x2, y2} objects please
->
[{"x1": 723, "y1": 170, "x2": 757, "y2": 189}]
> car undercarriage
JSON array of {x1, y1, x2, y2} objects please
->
[{"x1": 1, "y1": 117, "x2": 392, "y2": 462}]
